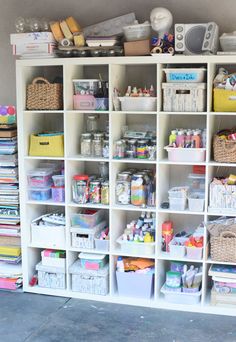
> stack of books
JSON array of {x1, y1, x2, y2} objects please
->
[
  {"x1": 0, "y1": 111, "x2": 21, "y2": 290},
  {"x1": 10, "y1": 31, "x2": 56, "y2": 59}
]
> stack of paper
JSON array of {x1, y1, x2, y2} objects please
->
[
  {"x1": 209, "y1": 264, "x2": 236, "y2": 294},
  {"x1": 0, "y1": 262, "x2": 22, "y2": 290}
]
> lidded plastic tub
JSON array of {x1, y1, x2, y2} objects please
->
[
  {"x1": 188, "y1": 192, "x2": 205, "y2": 212},
  {"x1": 79, "y1": 252, "x2": 107, "y2": 270},
  {"x1": 27, "y1": 168, "x2": 53, "y2": 187},
  {"x1": 163, "y1": 68, "x2": 206, "y2": 83},
  {"x1": 123, "y1": 21, "x2": 151, "y2": 42},
  {"x1": 28, "y1": 186, "x2": 51, "y2": 201},
  {"x1": 188, "y1": 173, "x2": 205, "y2": 192}
]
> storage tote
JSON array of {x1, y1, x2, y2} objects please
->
[
  {"x1": 213, "y1": 88, "x2": 236, "y2": 112},
  {"x1": 71, "y1": 209, "x2": 104, "y2": 228},
  {"x1": 36, "y1": 262, "x2": 66, "y2": 289},
  {"x1": 163, "y1": 68, "x2": 206, "y2": 83},
  {"x1": 69, "y1": 260, "x2": 109, "y2": 295},
  {"x1": 213, "y1": 135, "x2": 236, "y2": 163},
  {"x1": 210, "y1": 231, "x2": 236, "y2": 262},
  {"x1": 70, "y1": 221, "x2": 106, "y2": 249},
  {"x1": 161, "y1": 284, "x2": 201, "y2": 305},
  {"x1": 116, "y1": 236, "x2": 155, "y2": 255},
  {"x1": 29, "y1": 133, "x2": 64, "y2": 157},
  {"x1": 116, "y1": 271, "x2": 154, "y2": 299},
  {"x1": 26, "y1": 77, "x2": 63, "y2": 110},
  {"x1": 162, "y1": 83, "x2": 206, "y2": 112},
  {"x1": 164, "y1": 147, "x2": 206, "y2": 162}
]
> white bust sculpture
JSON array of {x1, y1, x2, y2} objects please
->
[{"x1": 150, "y1": 7, "x2": 173, "y2": 39}]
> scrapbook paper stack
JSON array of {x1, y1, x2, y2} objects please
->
[
  {"x1": 209, "y1": 264, "x2": 236, "y2": 306},
  {"x1": 0, "y1": 106, "x2": 22, "y2": 290}
]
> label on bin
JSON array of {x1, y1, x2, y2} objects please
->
[{"x1": 169, "y1": 73, "x2": 197, "y2": 81}]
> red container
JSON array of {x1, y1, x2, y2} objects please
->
[{"x1": 162, "y1": 220, "x2": 173, "y2": 252}]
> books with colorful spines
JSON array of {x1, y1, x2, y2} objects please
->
[
  {"x1": 209, "y1": 264, "x2": 236, "y2": 279},
  {"x1": 0, "y1": 236, "x2": 21, "y2": 246},
  {"x1": 0, "y1": 224, "x2": 20, "y2": 236},
  {"x1": 0, "y1": 245, "x2": 21, "y2": 257}
]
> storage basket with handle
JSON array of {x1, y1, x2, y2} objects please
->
[
  {"x1": 26, "y1": 77, "x2": 63, "y2": 110},
  {"x1": 29, "y1": 133, "x2": 64, "y2": 157},
  {"x1": 210, "y1": 231, "x2": 236, "y2": 262},
  {"x1": 213, "y1": 134, "x2": 236, "y2": 163}
]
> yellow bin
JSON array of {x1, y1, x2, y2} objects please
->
[
  {"x1": 29, "y1": 133, "x2": 64, "y2": 157},
  {"x1": 214, "y1": 88, "x2": 236, "y2": 112}
]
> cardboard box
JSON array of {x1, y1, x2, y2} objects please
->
[{"x1": 124, "y1": 39, "x2": 150, "y2": 56}]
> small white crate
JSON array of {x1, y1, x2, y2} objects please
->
[
  {"x1": 41, "y1": 252, "x2": 66, "y2": 269},
  {"x1": 161, "y1": 284, "x2": 201, "y2": 305},
  {"x1": 163, "y1": 68, "x2": 206, "y2": 83},
  {"x1": 69, "y1": 260, "x2": 109, "y2": 295},
  {"x1": 169, "y1": 197, "x2": 187, "y2": 211},
  {"x1": 94, "y1": 236, "x2": 109, "y2": 252},
  {"x1": 116, "y1": 271, "x2": 154, "y2": 299},
  {"x1": 188, "y1": 193, "x2": 205, "y2": 212},
  {"x1": 118, "y1": 97, "x2": 157, "y2": 111},
  {"x1": 31, "y1": 218, "x2": 65, "y2": 248},
  {"x1": 162, "y1": 83, "x2": 206, "y2": 112},
  {"x1": 70, "y1": 221, "x2": 106, "y2": 249},
  {"x1": 169, "y1": 239, "x2": 187, "y2": 258},
  {"x1": 116, "y1": 236, "x2": 155, "y2": 255},
  {"x1": 165, "y1": 146, "x2": 206, "y2": 162},
  {"x1": 186, "y1": 247, "x2": 203, "y2": 260},
  {"x1": 36, "y1": 262, "x2": 66, "y2": 289}
]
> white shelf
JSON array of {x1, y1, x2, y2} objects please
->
[{"x1": 16, "y1": 55, "x2": 236, "y2": 316}]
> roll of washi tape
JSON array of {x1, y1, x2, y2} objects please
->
[
  {"x1": 168, "y1": 47, "x2": 174, "y2": 55},
  {"x1": 163, "y1": 46, "x2": 169, "y2": 53},
  {"x1": 151, "y1": 46, "x2": 162, "y2": 54},
  {"x1": 60, "y1": 38, "x2": 73, "y2": 47}
]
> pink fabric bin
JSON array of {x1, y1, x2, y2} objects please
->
[{"x1": 73, "y1": 95, "x2": 96, "y2": 110}]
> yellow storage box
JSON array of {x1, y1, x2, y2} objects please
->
[
  {"x1": 29, "y1": 133, "x2": 64, "y2": 157},
  {"x1": 213, "y1": 88, "x2": 236, "y2": 112}
]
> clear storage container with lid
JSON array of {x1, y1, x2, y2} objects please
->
[
  {"x1": 27, "y1": 168, "x2": 53, "y2": 187},
  {"x1": 81, "y1": 133, "x2": 92, "y2": 156},
  {"x1": 86, "y1": 115, "x2": 98, "y2": 132},
  {"x1": 116, "y1": 173, "x2": 131, "y2": 205},
  {"x1": 92, "y1": 133, "x2": 103, "y2": 157},
  {"x1": 72, "y1": 174, "x2": 89, "y2": 204}
]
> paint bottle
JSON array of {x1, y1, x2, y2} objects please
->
[
  {"x1": 169, "y1": 130, "x2": 177, "y2": 146},
  {"x1": 192, "y1": 131, "x2": 201, "y2": 148},
  {"x1": 162, "y1": 220, "x2": 173, "y2": 252},
  {"x1": 185, "y1": 130, "x2": 192, "y2": 148},
  {"x1": 176, "y1": 130, "x2": 185, "y2": 148},
  {"x1": 117, "y1": 256, "x2": 124, "y2": 272}
]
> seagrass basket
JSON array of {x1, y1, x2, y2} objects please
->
[
  {"x1": 210, "y1": 231, "x2": 236, "y2": 262},
  {"x1": 213, "y1": 135, "x2": 236, "y2": 163},
  {"x1": 26, "y1": 77, "x2": 63, "y2": 110}
]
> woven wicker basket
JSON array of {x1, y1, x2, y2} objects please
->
[
  {"x1": 26, "y1": 77, "x2": 63, "y2": 110},
  {"x1": 213, "y1": 135, "x2": 236, "y2": 163},
  {"x1": 210, "y1": 231, "x2": 236, "y2": 262}
]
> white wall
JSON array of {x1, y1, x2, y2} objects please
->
[{"x1": 1, "y1": 0, "x2": 236, "y2": 104}]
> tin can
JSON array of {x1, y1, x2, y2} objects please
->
[
  {"x1": 89, "y1": 181, "x2": 101, "y2": 204},
  {"x1": 101, "y1": 181, "x2": 109, "y2": 205}
]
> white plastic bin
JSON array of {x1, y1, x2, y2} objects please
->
[
  {"x1": 116, "y1": 271, "x2": 154, "y2": 299},
  {"x1": 168, "y1": 186, "x2": 189, "y2": 199},
  {"x1": 169, "y1": 197, "x2": 187, "y2": 211},
  {"x1": 69, "y1": 260, "x2": 109, "y2": 295},
  {"x1": 169, "y1": 239, "x2": 187, "y2": 258},
  {"x1": 162, "y1": 83, "x2": 206, "y2": 112},
  {"x1": 161, "y1": 284, "x2": 201, "y2": 305},
  {"x1": 116, "y1": 236, "x2": 155, "y2": 255},
  {"x1": 118, "y1": 97, "x2": 157, "y2": 111},
  {"x1": 188, "y1": 173, "x2": 205, "y2": 192},
  {"x1": 36, "y1": 262, "x2": 66, "y2": 289},
  {"x1": 164, "y1": 147, "x2": 206, "y2": 162},
  {"x1": 94, "y1": 236, "x2": 109, "y2": 252},
  {"x1": 188, "y1": 192, "x2": 205, "y2": 212},
  {"x1": 31, "y1": 224, "x2": 65, "y2": 248},
  {"x1": 41, "y1": 252, "x2": 66, "y2": 269},
  {"x1": 163, "y1": 68, "x2": 206, "y2": 83},
  {"x1": 186, "y1": 247, "x2": 203, "y2": 260}
]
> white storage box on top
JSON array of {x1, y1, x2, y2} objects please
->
[
  {"x1": 69, "y1": 260, "x2": 109, "y2": 295},
  {"x1": 116, "y1": 235, "x2": 155, "y2": 255},
  {"x1": 163, "y1": 68, "x2": 206, "y2": 83},
  {"x1": 31, "y1": 214, "x2": 66, "y2": 248},
  {"x1": 161, "y1": 284, "x2": 202, "y2": 305},
  {"x1": 118, "y1": 97, "x2": 157, "y2": 111},
  {"x1": 164, "y1": 146, "x2": 206, "y2": 162},
  {"x1": 36, "y1": 262, "x2": 66, "y2": 289},
  {"x1": 162, "y1": 83, "x2": 206, "y2": 112},
  {"x1": 70, "y1": 220, "x2": 107, "y2": 249}
]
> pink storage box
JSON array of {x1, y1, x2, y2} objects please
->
[{"x1": 73, "y1": 94, "x2": 96, "y2": 110}]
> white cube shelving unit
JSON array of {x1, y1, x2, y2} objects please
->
[{"x1": 16, "y1": 55, "x2": 236, "y2": 316}]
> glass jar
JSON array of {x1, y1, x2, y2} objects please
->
[
  {"x1": 98, "y1": 161, "x2": 109, "y2": 178},
  {"x1": 72, "y1": 174, "x2": 89, "y2": 204},
  {"x1": 148, "y1": 139, "x2": 156, "y2": 160},
  {"x1": 80, "y1": 133, "x2": 92, "y2": 156},
  {"x1": 114, "y1": 140, "x2": 125, "y2": 159},
  {"x1": 101, "y1": 181, "x2": 109, "y2": 205},
  {"x1": 131, "y1": 173, "x2": 146, "y2": 206},
  {"x1": 102, "y1": 139, "x2": 109, "y2": 158},
  {"x1": 116, "y1": 173, "x2": 131, "y2": 205},
  {"x1": 137, "y1": 140, "x2": 148, "y2": 159},
  {"x1": 86, "y1": 115, "x2": 98, "y2": 133},
  {"x1": 92, "y1": 137, "x2": 103, "y2": 157},
  {"x1": 127, "y1": 139, "x2": 137, "y2": 158},
  {"x1": 89, "y1": 180, "x2": 101, "y2": 204}
]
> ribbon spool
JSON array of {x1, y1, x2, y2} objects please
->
[{"x1": 60, "y1": 38, "x2": 73, "y2": 47}]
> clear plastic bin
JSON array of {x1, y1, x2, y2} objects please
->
[
  {"x1": 163, "y1": 68, "x2": 206, "y2": 83},
  {"x1": 161, "y1": 284, "x2": 201, "y2": 305},
  {"x1": 123, "y1": 22, "x2": 151, "y2": 42},
  {"x1": 186, "y1": 247, "x2": 203, "y2": 260},
  {"x1": 168, "y1": 186, "x2": 189, "y2": 199},
  {"x1": 164, "y1": 147, "x2": 206, "y2": 162},
  {"x1": 52, "y1": 175, "x2": 64, "y2": 187},
  {"x1": 116, "y1": 271, "x2": 154, "y2": 299},
  {"x1": 169, "y1": 239, "x2": 187, "y2": 258},
  {"x1": 79, "y1": 252, "x2": 107, "y2": 270},
  {"x1": 118, "y1": 97, "x2": 157, "y2": 111},
  {"x1": 27, "y1": 168, "x2": 53, "y2": 187},
  {"x1": 71, "y1": 209, "x2": 104, "y2": 228},
  {"x1": 72, "y1": 79, "x2": 99, "y2": 95},
  {"x1": 188, "y1": 173, "x2": 205, "y2": 192},
  {"x1": 169, "y1": 197, "x2": 187, "y2": 211},
  {"x1": 28, "y1": 186, "x2": 51, "y2": 201},
  {"x1": 116, "y1": 236, "x2": 155, "y2": 255},
  {"x1": 188, "y1": 192, "x2": 205, "y2": 212},
  {"x1": 94, "y1": 236, "x2": 109, "y2": 252}
]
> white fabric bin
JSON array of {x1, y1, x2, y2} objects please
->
[
  {"x1": 188, "y1": 193, "x2": 205, "y2": 212},
  {"x1": 165, "y1": 147, "x2": 206, "y2": 162},
  {"x1": 36, "y1": 262, "x2": 66, "y2": 289}
]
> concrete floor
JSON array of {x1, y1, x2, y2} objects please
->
[{"x1": 0, "y1": 292, "x2": 235, "y2": 342}]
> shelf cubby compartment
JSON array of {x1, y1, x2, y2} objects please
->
[
  {"x1": 65, "y1": 111, "x2": 109, "y2": 159},
  {"x1": 111, "y1": 112, "x2": 157, "y2": 161},
  {"x1": 111, "y1": 209, "x2": 156, "y2": 258},
  {"x1": 64, "y1": 64, "x2": 109, "y2": 111},
  {"x1": 110, "y1": 63, "x2": 157, "y2": 112},
  {"x1": 23, "y1": 111, "x2": 64, "y2": 158},
  {"x1": 158, "y1": 164, "x2": 206, "y2": 213}
]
